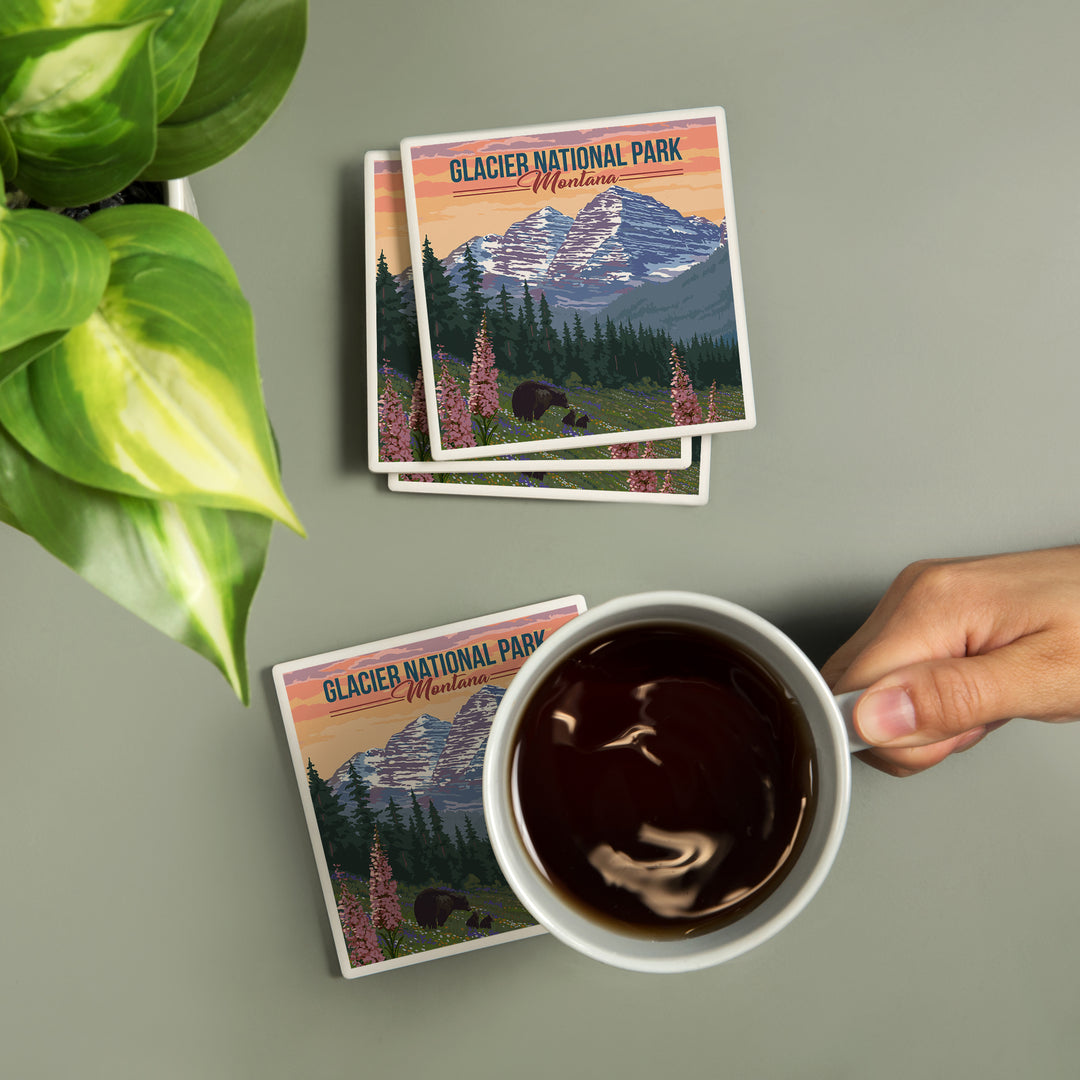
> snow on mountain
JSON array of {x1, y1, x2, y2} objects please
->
[
  {"x1": 549, "y1": 186, "x2": 723, "y2": 290},
  {"x1": 442, "y1": 186, "x2": 724, "y2": 313},
  {"x1": 429, "y1": 684, "x2": 502, "y2": 788},
  {"x1": 427, "y1": 685, "x2": 505, "y2": 812},
  {"x1": 328, "y1": 686, "x2": 507, "y2": 816},
  {"x1": 375, "y1": 712, "x2": 452, "y2": 791},
  {"x1": 446, "y1": 206, "x2": 574, "y2": 290},
  {"x1": 329, "y1": 712, "x2": 448, "y2": 811}
]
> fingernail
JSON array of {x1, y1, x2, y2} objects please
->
[
  {"x1": 858, "y1": 686, "x2": 918, "y2": 744},
  {"x1": 952, "y1": 726, "x2": 988, "y2": 754}
]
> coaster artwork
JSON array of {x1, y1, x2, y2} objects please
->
[
  {"x1": 273, "y1": 597, "x2": 587, "y2": 976},
  {"x1": 400, "y1": 107, "x2": 755, "y2": 461}
]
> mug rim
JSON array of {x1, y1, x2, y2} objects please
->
[{"x1": 482, "y1": 590, "x2": 853, "y2": 973}]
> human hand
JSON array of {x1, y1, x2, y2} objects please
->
[{"x1": 821, "y1": 546, "x2": 1080, "y2": 776}]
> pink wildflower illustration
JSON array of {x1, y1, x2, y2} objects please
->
[
  {"x1": 336, "y1": 876, "x2": 383, "y2": 967},
  {"x1": 369, "y1": 833, "x2": 402, "y2": 932},
  {"x1": 468, "y1": 314, "x2": 501, "y2": 444},
  {"x1": 627, "y1": 442, "x2": 659, "y2": 493},
  {"x1": 369, "y1": 831, "x2": 405, "y2": 957},
  {"x1": 437, "y1": 362, "x2": 477, "y2": 449},
  {"x1": 706, "y1": 381, "x2": 720, "y2": 423},
  {"x1": 608, "y1": 441, "x2": 640, "y2": 461},
  {"x1": 660, "y1": 471, "x2": 675, "y2": 494},
  {"x1": 378, "y1": 378, "x2": 412, "y2": 463},
  {"x1": 669, "y1": 347, "x2": 703, "y2": 425},
  {"x1": 410, "y1": 371, "x2": 428, "y2": 433},
  {"x1": 409, "y1": 369, "x2": 431, "y2": 460}
]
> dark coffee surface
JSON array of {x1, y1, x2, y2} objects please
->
[{"x1": 511, "y1": 623, "x2": 817, "y2": 937}]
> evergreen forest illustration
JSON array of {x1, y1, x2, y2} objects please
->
[
  {"x1": 375, "y1": 217, "x2": 745, "y2": 494},
  {"x1": 305, "y1": 720, "x2": 534, "y2": 969}
]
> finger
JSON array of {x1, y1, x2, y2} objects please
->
[
  {"x1": 821, "y1": 577, "x2": 930, "y2": 689},
  {"x1": 854, "y1": 631, "x2": 1072, "y2": 747},
  {"x1": 822, "y1": 615, "x2": 916, "y2": 692},
  {"x1": 830, "y1": 601, "x2": 968, "y2": 697},
  {"x1": 857, "y1": 726, "x2": 991, "y2": 778},
  {"x1": 821, "y1": 627, "x2": 874, "y2": 689},
  {"x1": 825, "y1": 558, "x2": 999, "y2": 694}
]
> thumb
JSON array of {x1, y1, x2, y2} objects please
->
[{"x1": 854, "y1": 636, "x2": 1056, "y2": 747}]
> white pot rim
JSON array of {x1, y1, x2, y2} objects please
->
[{"x1": 165, "y1": 178, "x2": 198, "y2": 219}]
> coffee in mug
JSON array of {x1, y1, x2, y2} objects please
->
[
  {"x1": 511, "y1": 622, "x2": 818, "y2": 937},
  {"x1": 484, "y1": 592, "x2": 865, "y2": 973}
]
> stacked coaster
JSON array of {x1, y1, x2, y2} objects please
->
[{"x1": 366, "y1": 107, "x2": 755, "y2": 504}]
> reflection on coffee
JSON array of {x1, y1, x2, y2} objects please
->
[{"x1": 510, "y1": 623, "x2": 817, "y2": 937}]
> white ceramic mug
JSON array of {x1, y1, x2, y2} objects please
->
[{"x1": 482, "y1": 591, "x2": 867, "y2": 974}]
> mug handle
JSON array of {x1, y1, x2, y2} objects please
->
[{"x1": 834, "y1": 690, "x2": 872, "y2": 753}]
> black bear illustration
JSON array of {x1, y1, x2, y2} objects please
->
[
  {"x1": 561, "y1": 409, "x2": 577, "y2": 428},
  {"x1": 466, "y1": 912, "x2": 480, "y2": 928},
  {"x1": 479, "y1": 914, "x2": 492, "y2": 928},
  {"x1": 413, "y1": 888, "x2": 471, "y2": 928},
  {"x1": 574, "y1": 413, "x2": 589, "y2": 429},
  {"x1": 512, "y1": 380, "x2": 570, "y2": 421}
]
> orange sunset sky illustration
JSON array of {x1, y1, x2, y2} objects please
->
[
  {"x1": 283, "y1": 605, "x2": 580, "y2": 780},
  {"x1": 372, "y1": 115, "x2": 727, "y2": 276}
]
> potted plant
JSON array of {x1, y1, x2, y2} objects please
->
[{"x1": 0, "y1": 0, "x2": 307, "y2": 703}]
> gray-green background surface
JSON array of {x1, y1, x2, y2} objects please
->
[{"x1": 4, "y1": 2, "x2": 1080, "y2": 1077}]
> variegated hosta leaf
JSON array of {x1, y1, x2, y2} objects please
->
[
  {"x1": 0, "y1": 0, "x2": 224, "y2": 124},
  {"x1": 145, "y1": 0, "x2": 306, "y2": 180},
  {"x1": 0, "y1": 204, "x2": 304, "y2": 533},
  {"x1": 0, "y1": 202, "x2": 110, "y2": 352},
  {"x1": 0, "y1": 419, "x2": 269, "y2": 702},
  {"x1": 0, "y1": 17, "x2": 162, "y2": 206}
]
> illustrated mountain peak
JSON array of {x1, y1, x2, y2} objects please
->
[
  {"x1": 443, "y1": 184, "x2": 725, "y2": 313},
  {"x1": 530, "y1": 204, "x2": 573, "y2": 221},
  {"x1": 329, "y1": 686, "x2": 506, "y2": 816},
  {"x1": 584, "y1": 183, "x2": 646, "y2": 206}
]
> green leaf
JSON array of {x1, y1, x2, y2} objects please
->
[
  {"x1": 0, "y1": 419, "x2": 270, "y2": 702},
  {"x1": 0, "y1": 3, "x2": 48, "y2": 36},
  {"x1": 0, "y1": 203, "x2": 110, "y2": 351},
  {"x1": 0, "y1": 1, "x2": 225, "y2": 124},
  {"x1": 145, "y1": 0, "x2": 306, "y2": 180},
  {"x1": 0, "y1": 204, "x2": 304, "y2": 533},
  {"x1": 0, "y1": 116, "x2": 16, "y2": 183},
  {"x1": 0, "y1": 2, "x2": 67, "y2": 34},
  {"x1": 0, "y1": 328, "x2": 67, "y2": 385},
  {"x1": 85, "y1": 201, "x2": 240, "y2": 287},
  {"x1": 0, "y1": 479, "x2": 21, "y2": 529},
  {"x1": 0, "y1": 17, "x2": 162, "y2": 206},
  {"x1": 116, "y1": 0, "x2": 224, "y2": 123}
]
